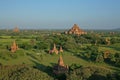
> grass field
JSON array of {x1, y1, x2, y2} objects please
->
[
  {"x1": 0, "y1": 37, "x2": 119, "y2": 66},
  {"x1": 0, "y1": 49, "x2": 119, "y2": 72}
]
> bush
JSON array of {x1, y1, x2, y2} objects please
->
[
  {"x1": 66, "y1": 66, "x2": 113, "y2": 80},
  {"x1": 95, "y1": 54, "x2": 104, "y2": 63},
  {"x1": 0, "y1": 65, "x2": 54, "y2": 80}
]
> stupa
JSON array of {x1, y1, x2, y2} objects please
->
[
  {"x1": 49, "y1": 44, "x2": 59, "y2": 54},
  {"x1": 11, "y1": 41, "x2": 19, "y2": 53},
  {"x1": 53, "y1": 55, "x2": 68, "y2": 74},
  {"x1": 59, "y1": 46, "x2": 63, "y2": 53},
  {"x1": 13, "y1": 26, "x2": 19, "y2": 32}
]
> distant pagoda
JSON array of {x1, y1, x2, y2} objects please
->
[
  {"x1": 49, "y1": 44, "x2": 59, "y2": 54},
  {"x1": 59, "y1": 46, "x2": 63, "y2": 53},
  {"x1": 49, "y1": 44, "x2": 64, "y2": 54},
  {"x1": 53, "y1": 55, "x2": 69, "y2": 74},
  {"x1": 58, "y1": 55, "x2": 65, "y2": 66},
  {"x1": 65, "y1": 24, "x2": 87, "y2": 35},
  {"x1": 13, "y1": 26, "x2": 19, "y2": 32},
  {"x1": 11, "y1": 40, "x2": 19, "y2": 53}
]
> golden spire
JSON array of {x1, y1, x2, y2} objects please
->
[{"x1": 58, "y1": 55, "x2": 64, "y2": 67}]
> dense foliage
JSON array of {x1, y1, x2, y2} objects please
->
[
  {"x1": 0, "y1": 64, "x2": 54, "y2": 80},
  {"x1": 67, "y1": 65, "x2": 120, "y2": 80}
]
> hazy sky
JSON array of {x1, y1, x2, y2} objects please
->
[{"x1": 0, "y1": 0, "x2": 120, "y2": 29}]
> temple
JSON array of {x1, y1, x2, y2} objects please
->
[
  {"x1": 49, "y1": 44, "x2": 59, "y2": 54},
  {"x1": 49, "y1": 44, "x2": 64, "y2": 54},
  {"x1": 65, "y1": 24, "x2": 87, "y2": 35},
  {"x1": 59, "y1": 46, "x2": 63, "y2": 53},
  {"x1": 58, "y1": 55, "x2": 65, "y2": 66},
  {"x1": 53, "y1": 55, "x2": 69, "y2": 74},
  {"x1": 13, "y1": 27, "x2": 19, "y2": 32},
  {"x1": 11, "y1": 41, "x2": 19, "y2": 53}
]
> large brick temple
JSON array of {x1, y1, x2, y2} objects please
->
[
  {"x1": 65, "y1": 24, "x2": 87, "y2": 35},
  {"x1": 13, "y1": 27, "x2": 20, "y2": 33}
]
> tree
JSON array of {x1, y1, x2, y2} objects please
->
[
  {"x1": 95, "y1": 54, "x2": 104, "y2": 63},
  {"x1": 85, "y1": 45, "x2": 100, "y2": 61},
  {"x1": 64, "y1": 36, "x2": 78, "y2": 53},
  {"x1": 19, "y1": 43, "x2": 33, "y2": 50},
  {"x1": 115, "y1": 53, "x2": 120, "y2": 67}
]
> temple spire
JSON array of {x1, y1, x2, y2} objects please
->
[
  {"x1": 53, "y1": 43, "x2": 57, "y2": 50},
  {"x1": 59, "y1": 46, "x2": 63, "y2": 53},
  {"x1": 11, "y1": 40, "x2": 18, "y2": 53},
  {"x1": 58, "y1": 55, "x2": 64, "y2": 67},
  {"x1": 53, "y1": 55, "x2": 69, "y2": 74},
  {"x1": 13, "y1": 40, "x2": 16, "y2": 46}
]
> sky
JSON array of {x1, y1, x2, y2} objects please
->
[{"x1": 0, "y1": 0, "x2": 120, "y2": 29}]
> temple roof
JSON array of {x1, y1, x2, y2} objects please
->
[{"x1": 71, "y1": 24, "x2": 80, "y2": 29}]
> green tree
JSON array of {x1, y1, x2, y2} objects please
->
[
  {"x1": 95, "y1": 54, "x2": 104, "y2": 63},
  {"x1": 64, "y1": 36, "x2": 78, "y2": 53}
]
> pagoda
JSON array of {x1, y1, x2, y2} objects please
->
[
  {"x1": 11, "y1": 41, "x2": 19, "y2": 53},
  {"x1": 59, "y1": 46, "x2": 63, "y2": 53},
  {"x1": 58, "y1": 55, "x2": 65, "y2": 66},
  {"x1": 49, "y1": 44, "x2": 59, "y2": 54},
  {"x1": 53, "y1": 55, "x2": 69, "y2": 74},
  {"x1": 13, "y1": 26, "x2": 19, "y2": 32},
  {"x1": 65, "y1": 24, "x2": 87, "y2": 35}
]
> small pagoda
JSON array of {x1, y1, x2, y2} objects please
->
[
  {"x1": 49, "y1": 44, "x2": 64, "y2": 54},
  {"x1": 13, "y1": 26, "x2": 19, "y2": 32},
  {"x1": 49, "y1": 44, "x2": 59, "y2": 54},
  {"x1": 11, "y1": 41, "x2": 19, "y2": 53},
  {"x1": 65, "y1": 24, "x2": 87, "y2": 35},
  {"x1": 59, "y1": 46, "x2": 63, "y2": 53},
  {"x1": 53, "y1": 55, "x2": 69, "y2": 74}
]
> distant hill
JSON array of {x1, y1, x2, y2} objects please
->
[
  {"x1": 109, "y1": 28, "x2": 120, "y2": 31},
  {"x1": 114, "y1": 28, "x2": 120, "y2": 30}
]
